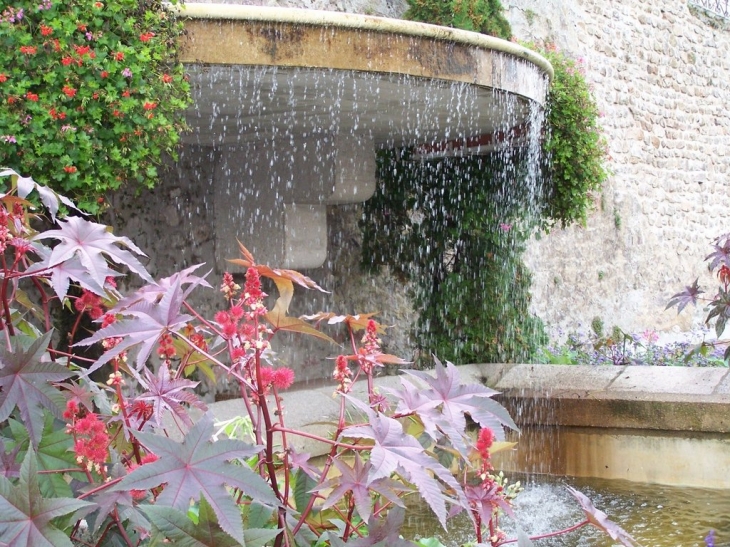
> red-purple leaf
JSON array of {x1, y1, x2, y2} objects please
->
[
  {"x1": 35, "y1": 216, "x2": 153, "y2": 287},
  {"x1": 391, "y1": 358, "x2": 517, "y2": 458},
  {"x1": 567, "y1": 486, "x2": 639, "y2": 547},
  {"x1": 113, "y1": 413, "x2": 278, "y2": 545},
  {"x1": 342, "y1": 396, "x2": 465, "y2": 528},
  {"x1": 133, "y1": 363, "x2": 207, "y2": 429},
  {"x1": 76, "y1": 277, "x2": 194, "y2": 375},
  {"x1": 0, "y1": 448, "x2": 94, "y2": 547},
  {"x1": 666, "y1": 278, "x2": 703, "y2": 314},
  {"x1": 0, "y1": 332, "x2": 75, "y2": 448},
  {"x1": 315, "y1": 454, "x2": 406, "y2": 522}
]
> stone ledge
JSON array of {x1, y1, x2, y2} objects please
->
[
  {"x1": 208, "y1": 363, "x2": 730, "y2": 456},
  {"x1": 480, "y1": 363, "x2": 730, "y2": 433}
]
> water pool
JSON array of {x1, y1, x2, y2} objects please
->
[{"x1": 401, "y1": 475, "x2": 730, "y2": 546}]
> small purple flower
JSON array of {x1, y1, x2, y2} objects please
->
[
  {"x1": 705, "y1": 530, "x2": 715, "y2": 547},
  {"x1": 85, "y1": 31, "x2": 93, "y2": 41},
  {"x1": 122, "y1": 67, "x2": 132, "y2": 78},
  {"x1": 1, "y1": 135, "x2": 17, "y2": 143},
  {"x1": 499, "y1": 223, "x2": 512, "y2": 232}
]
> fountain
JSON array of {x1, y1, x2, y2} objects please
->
[{"x1": 174, "y1": 3, "x2": 551, "y2": 269}]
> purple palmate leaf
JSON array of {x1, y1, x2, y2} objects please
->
[
  {"x1": 75, "y1": 277, "x2": 193, "y2": 376},
  {"x1": 342, "y1": 396, "x2": 465, "y2": 528},
  {"x1": 390, "y1": 357, "x2": 517, "y2": 458},
  {"x1": 34, "y1": 216, "x2": 153, "y2": 287},
  {"x1": 567, "y1": 486, "x2": 639, "y2": 547},
  {"x1": 0, "y1": 448, "x2": 94, "y2": 547},
  {"x1": 113, "y1": 413, "x2": 278, "y2": 545},
  {"x1": 0, "y1": 332, "x2": 75, "y2": 448},
  {"x1": 111, "y1": 264, "x2": 212, "y2": 313},
  {"x1": 706, "y1": 236, "x2": 730, "y2": 270},
  {"x1": 666, "y1": 278, "x2": 703, "y2": 314},
  {"x1": 134, "y1": 363, "x2": 207, "y2": 429},
  {"x1": 314, "y1": 454, "x2": 406, "y2": 522},
  {"x1": 24, "y1": 245, "x2": 120, "y2": 301},
  {"x1": 1, "y1": 168, "x2": 81, "y2": 221}
]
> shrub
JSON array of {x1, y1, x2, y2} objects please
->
[
  {"x1": 0, "y1": 0, "x2": 190, "y2": 211},
  {"x1": 404, "y1": 0, "x2": 512, "y2": 39}
]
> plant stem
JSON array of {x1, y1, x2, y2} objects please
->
[{"x1": 497, "y1": 519, "x2": 590, "y2": 545}]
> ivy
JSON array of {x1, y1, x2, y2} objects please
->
[
  {"x1": 0, "y1": 0, "x2": 190, "y2": 212},
  {"x1": 539, "y1": 46, "x2": 608, "y2": 228},
  {"x1": 360, "y1": 150, "x2": 547, "y2": 366}
]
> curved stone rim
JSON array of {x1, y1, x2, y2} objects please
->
[{"x1": 176, "y1": 3, "x2": 554, "y2": 80}]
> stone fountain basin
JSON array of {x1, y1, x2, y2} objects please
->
[
  {"x1": 176, "y1": 4, "x2": 551, "y2": 269},
  {"x1": 208, "y1": 363, "x2": 730, "y2": 489}
]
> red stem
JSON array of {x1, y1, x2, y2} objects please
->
[{"x1": 497, "y1": 519, "x2": 590, "y2": 545}]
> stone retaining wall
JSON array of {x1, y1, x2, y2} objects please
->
[{"x1": 507, "y1": 0, "x2": 730, "y2": 340}]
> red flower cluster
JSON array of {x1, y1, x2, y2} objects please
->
[
  {"x1": 139, "y1": 32, "x2": 155, "y2": 42},
  {"x1": 333, "y1": 354, "x2": 353, "y2": 393},
  {"x1": 259, "y1": 366, "x2": 295, "y2": 391},
  {"x1": 0, "y1": 73, "x2": 7, "y2": 83},
  {"x1": 40, "y1": 24, "x2": 53, "y2": 36},
  {"x1": 156, "y1": 332, "x2": 176, "y2": 361},
  {"x1": 49, "y1": 107, "x2": 66, "y2": 120},
  {"x1": 19, "y1": 45, "x2": 37, "y2": 55},
  {"x1": 161, "y1": 73, "x2": 173, "y2": 84},
  {"x1": 64, "y1": 165, "x2": 77, "y2": 174},
  {"x1": 475, "y1": 427, "x2": 495, "y2": 471},
  {"x1": 25, "y1": 92, "x2": 38, "y2": 101},
  {"x1": 74, "y1": 289, "x2": 104, "y2": 319},
  {"x1": 62, "y1": 85, "x2": 77, "y2": 98},
  {"x1": 66, "y1": 402, "x2": 110, "y2": 470},
  {"x1": 220, "y1": 271, "x2": 240, "y2": 300}
]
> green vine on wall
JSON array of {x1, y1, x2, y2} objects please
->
[
  {"x1": 539, "y1": 45, "x2": 608, "y2": 228},
  {"x1": 0, "y1": 0, "x2": 190, "y2": 212},
  {"x1": 361, "y1": 151, "x2": 548, "y2": 366},
  {"x1": 360, "y1": 2, "x2": 607, "y2": 365}
]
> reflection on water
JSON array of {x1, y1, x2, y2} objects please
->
[{"x1": 401, "y1": 475, "x2": 730, "y2": 546}]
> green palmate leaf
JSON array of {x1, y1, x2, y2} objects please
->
[
  {"x1": 114, "y1": 413, "x2": 278, "y2": 545},
  {"x1": 143, "y1": 497, "x2": 280, "y2": 547},
  {"x1": 0, "y1": 332, "x2": 75, "y2": 448},
  {"x1": 293, "y1": 469, "x2": 318, "y2": 514},
  {"x1": 142, "y1": 500, "x2": 240, "y2": 547},
  {"x1": 144, "y1": 496, "x2": 281, "y2": 547},
  {"x1": 0, "y1": 448, "x2": 94, "y2": 547}
]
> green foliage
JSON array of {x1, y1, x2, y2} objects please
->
[
  {"x1": 361, "y1": 150, "x2": 547, "y2": 366},
  {"x1": 539, "y1": 46, "x2": 608, "y2": 228},
  {"x1": 0, "y1": 0, "x2": 190, "y2": 211},
  {"x1": 404, "y1": 0, "x2": 512, "y2": 39},
  {"x1": 385, "y1": 5, "x2": 607, "y2": 367}
]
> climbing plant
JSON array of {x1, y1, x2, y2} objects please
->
[
  {"x1": 404, "y1": 0, "x2": 512, "y2": 39},
  {"x1": 361, "y1": 7, "x2": 607, "y2": 365},
  {"x1": 0, "y1": 0, "x2": 190, "y2": 212},
  {"x1": 361, "y1": 150, "x2": 548, "y2": 366},
  {"x1": 539, "y1": 45, "x2": 608, "y2": 228}
]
